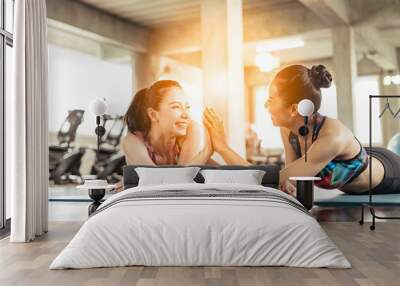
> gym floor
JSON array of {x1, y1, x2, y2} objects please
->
[
  {"x1": 1, "y1": 195, "x2": 399, "y2": 286},
  {"x1": 47, "y1": 185, "x2": 400, "y2": 223}
]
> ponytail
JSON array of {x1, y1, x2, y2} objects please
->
[{"x1": 124, "y1": 88, "x2": 150, "y2": 134}]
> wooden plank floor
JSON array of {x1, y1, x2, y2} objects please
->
[{"x1": 1, "y1": 221, "x2": 400, "y2": 286}]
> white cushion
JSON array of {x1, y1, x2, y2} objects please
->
[
  {"x1": 135, "y1": 167, "x2": 201, "y2": 186},
  {"x1": 83, "y1": 179, "x2": 108, "y2": 187},
  {"x1": 200, "y1": 169, "x2": 266, "y2": 185}
]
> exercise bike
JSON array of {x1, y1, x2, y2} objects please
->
[
  {"x1": 90, "y1": 114, "x2": 126, "y2": 183},
  {"x1": 49, "y1": 109, "x2": 86, "y2": 184}
]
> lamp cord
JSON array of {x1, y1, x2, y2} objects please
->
[
  {"x1": 96, "y1": 116, "x2": 100, "y2": 163},
  {"x1": 304, "y1": 116, "x2": 308, "y2": 162}
]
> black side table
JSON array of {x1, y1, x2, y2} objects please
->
[
  {"x1": 88, "y1": 188, "x2": 105, "y2": 215},
  {"x1": 77, "y1": 184, "x2": 115, "y2": 216},
  {"x1": 289, "y1": 177, "x2": 321, "y2": 210}
]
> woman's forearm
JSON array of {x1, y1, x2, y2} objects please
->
[
  {"x1": 217, "y1": 146, "x2": 251, "y2": 166},
  {"x1": 184, "y1": 148, "x2": 212, "y2": 165}
]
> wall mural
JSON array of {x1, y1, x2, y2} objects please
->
[{"x1": 48, "y1": 64, "x2": 400, "y2": 199}]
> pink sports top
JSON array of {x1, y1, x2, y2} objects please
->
[{"x1": 134, "y1": 131, "x2": 181, "y2": 165}]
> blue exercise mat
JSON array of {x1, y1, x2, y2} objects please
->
[{"x1": 314, "y1": 187, "x2": 400, "y2": 206}]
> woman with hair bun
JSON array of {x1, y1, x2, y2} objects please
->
[
  {"x1": 204, "y1": 64, "x2": 400, "y2": 195},
  {"x1": 122, "y1": 80, "x2": 213, "y2": 166}
]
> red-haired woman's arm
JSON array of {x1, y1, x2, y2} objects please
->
[
  {"x1": 121, "y1": 133, "x2": 156, "y2": 166},
  {"x1": 178, "y1": 120, "x2": 213, "y2": 165}
]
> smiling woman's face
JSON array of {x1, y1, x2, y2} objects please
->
[
  {"x1": 149, "y1": 87, "x2": 191, "y2": 136},
  {"x1": 265, "y1": 84, "x2": 293, "y2": 127}
]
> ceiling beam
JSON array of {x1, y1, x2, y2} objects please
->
[
  {"x1": 47, "y1": 24, "x2": 103, "y2": 57},
  {"x1": 298, "y1": 0, "x2": 398, "y2": 71},
  {"x1": 132, "y1": 12, "x2": 200, "y2": 26},
  {"x1": 243, "y1": 3, "x2": 327, "y2": 42},
  {"x1": 150, "y1": 22, "x2": 201, "y2": 55},
  {"x1": 398, "y1": 48, "x2": 400, "y2": 70},
  {"x1": 47, "y1": 0, "x2": 149, "y2": 52},
  {"x1": 356, "y1": 26, "x2": 398, "y2": 71},
  {"x1": 297, "y1": 0, "x2": 350, "y2": 26},
  {"x1": 82, "y1": 0, "x2": 198, "y2": 11},
  {"x1": 351, "y1": 3, "x2": 400, "y2": 71},
  {"x1": 115, "y1": 2, "x2": 199, "y2": 17},
  {"x1": 100, "y1": 44, "x2": 132, "y2": 63},
  {"x1": 353, "y1": 3, "x2": 400, "y2": 27},
  {"x1": 151, "y1": 3, "x2": 327, "y2": 55},
  {"x1": 48, "y1": 23, "x2": 133, "y2": 64}
]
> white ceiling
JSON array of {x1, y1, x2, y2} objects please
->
[
  {"x1": 71, "y1": 0, "x2": 400, "y2": 69},
  {"x1": 78, "y1": 0, "x2": 295, "y2": 27}
]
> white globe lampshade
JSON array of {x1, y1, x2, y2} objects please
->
[
  {"x1": 89, "y1": 98, "x2": 108, "y2": 116},
  {"x1": 298, "y1": 99, "x2": 314, "y2": 117}
]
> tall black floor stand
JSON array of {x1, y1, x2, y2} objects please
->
[{"x1": 358, "y1": 95, "x2": 400, "y2": 230}]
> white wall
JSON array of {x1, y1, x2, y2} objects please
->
[
  {"x1": 254, "y1": 85, "x2": 282, "y2": 149},
  {"x1": 319, "y1": 84, "x2": 337, "y2": 119},
  {"x1": 354, "y1": 75, "x2": 382, "y2": 144},
  {"x1": 48, "y1": 44, "x2": 133, "y2": 137}
]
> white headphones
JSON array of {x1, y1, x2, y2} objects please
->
[
  {"x1": 298, "y1": 99, "x2": 315, "y2": 162},
  {"x1": 298, "y1": 99, "x2": 315, "y2": 117}
]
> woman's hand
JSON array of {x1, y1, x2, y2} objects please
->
[
  {"x1": 279, "y1": 171, "x2": 293, "y2": 195},
  {"x1": 280, "y1": 180, "x2": 296, "y2": 197},
  {"x1": 203, "y1": 107, "x2": 228, "y2": 153},
  {"x1": 202, "y1": 107, "x2": 250, "y2": 166},
  {"x1": 203, "y1": 125, "x2": 214, "y2": 157},
  {"x1": 114, "y1": 181, "x2": 124, "y2": 193}
]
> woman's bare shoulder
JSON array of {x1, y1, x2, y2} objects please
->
[
  {"x1": 122, "y1": 132, "x2": 139, "y2": 143},
  {"x1": 322, "y1": 117, "x2": 354, "y2": 140},
  {"x1": 121, "y1": 132, "x2": 155, "y2": 165},
  {"x1": 122, "y1": 132, "x2": 146, "y2": 151}
]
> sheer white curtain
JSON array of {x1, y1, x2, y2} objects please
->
[{"x1": 8, "y1": 0, "x2": 48, "y2": 242}]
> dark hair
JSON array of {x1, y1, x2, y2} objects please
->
[
  {"x1": 271, "y1": 64, "x2": 332, "y2": 112},
  {"x1": 124, "y1": 80, "x2": 182, "y2": 135}
]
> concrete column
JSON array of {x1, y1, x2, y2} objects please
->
[
  {"x1": 332, "y1": 26, "x2": 357, "y2": 131},
  {"x1": 132, "y1": 53, "x2": 161, "y2": 92},
  {"x1": 201, "y1": 0, "x2": 246, "y2": 157},
  {"x1": 379, "y1": 76, "x2": 400, "y2": 147}
]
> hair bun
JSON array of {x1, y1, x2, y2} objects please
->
[{"x1": 310, "y1": 65, "x2": 332, "y2": 89}]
